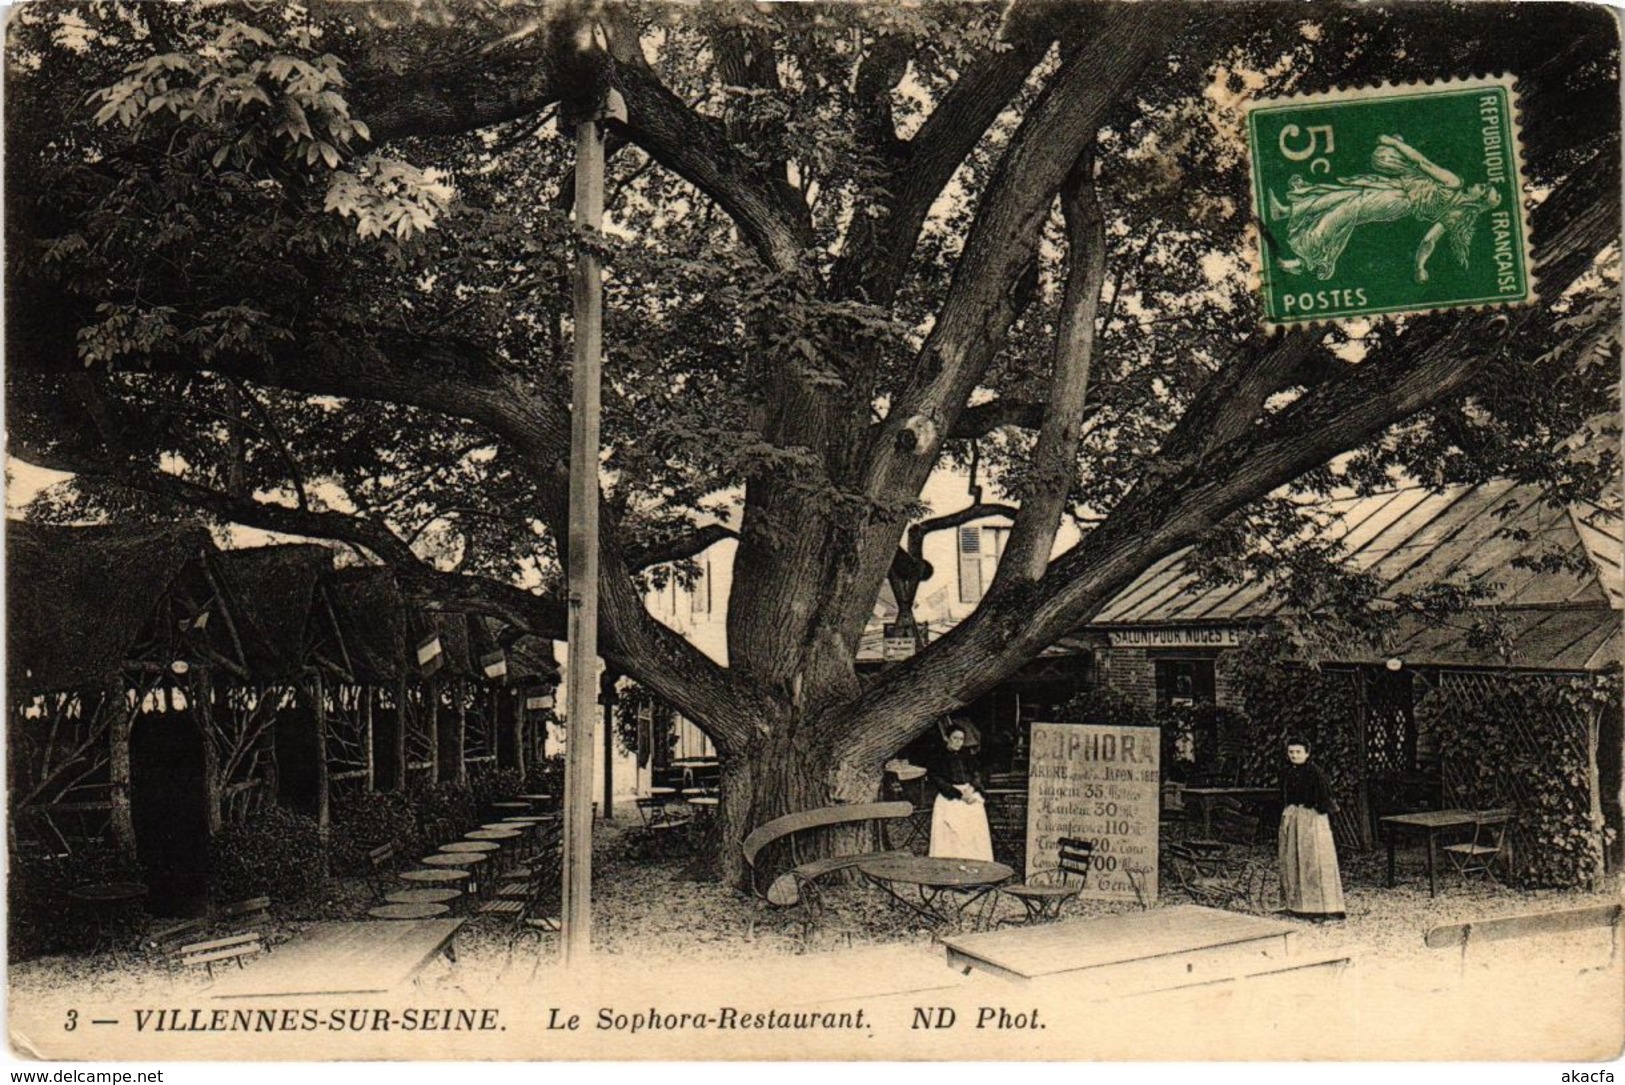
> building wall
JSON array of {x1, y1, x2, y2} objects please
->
[
  {"x1": 1096, "y1": 645, "x2": 1243, "y2": 715},
  {"x1": 1098, "y1": 647, "x2": 1156, "y2": 708}
]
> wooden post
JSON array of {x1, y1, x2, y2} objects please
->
[
  {"x1": 106, "y1": 683, "x2": 137, "y2": 860},
  {"x1": 455, "y1": 681, "x2": 468, "y2": 785},
  {"x1": 363, "y1": 686, "x2": 376, "y2": 793},
  {"x1": 192, "y1": 671, "x2": 223, "y2": 836},
  {"x1": 1587, "y1": 700, "x2": 1606, "y2": 886},
  {"x1": 508, "y1": 691, "x2": 527, "y2": 780},
  {"x1": 310, "y1": 673, "x2": 330, "y2": 836},
  {"x1": 428, "y1": 681, "x2": 442, "y2": 782},
  {"x1": 563, "y1": 100, "x2": 608, "y2": 968},
  {"x1": 392, "y1": 674, "x2": 409, "y2": 792},
  {"x1": 1352, "y1": 671, "x2": 1374, "y2": 852},
  {"x1": 600, "y1": 673, "x2": 617, "y2": 822}
]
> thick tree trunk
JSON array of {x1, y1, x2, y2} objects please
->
[{"x1": 715, "y1": 703, "x2": 887, "y2": 888}]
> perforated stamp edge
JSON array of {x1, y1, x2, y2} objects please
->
[{"x1": 1241, "y1": 73, "x2": 1536, "y2": 335}]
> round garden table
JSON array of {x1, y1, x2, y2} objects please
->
[
  {"x1": 857, "y1": 855, "x2": 1013, "y2": 932},
  {"x1": 465, "y1": 829, "x2": 521, "y2": 841},
  {"x1": 398, "y1": 868, "x2": 470, "y2": 886},
  {"x1": 386, "y1": 888, "x2": 462, "y2": 906},
  {"x1": 489, "y1": 801, "x2": 530, "y2": 813},
  {"x1": 481, "y1": 822, "x2": 524, "y2": 831},
  {"x1": 440, "y1": 841, "x2": 500, "y2": 853},
  {"x1": 367, "y1": 902, "x2": 451, "y2": 920},
  {"x1": 65, "y1": 881, "x2": 149, "y2": 951},
  {"x1": 67, "y1": 881, "x2": 149, "y2": 905},
  {"x1": 420, "y1": 851, "x2": 490, "y2": 895},
  {"x1": 420, "y1": 853, "x2": 488, "y2": 869}
]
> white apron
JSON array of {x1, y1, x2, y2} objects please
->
[
  {"x1": 1278, "y1": 803, "x2": 1346, "y2": 915},
  {"x1": 929, "y1": 791, "x2": 993, "y2": 861}
]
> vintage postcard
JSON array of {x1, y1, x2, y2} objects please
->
[{"x1": 4, "y1": 0, "x2": 1621, "y2": 1070}]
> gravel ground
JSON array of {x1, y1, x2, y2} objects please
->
[{"x1": 9, "y1": 811, "x2": 1621, "y2": 1011}]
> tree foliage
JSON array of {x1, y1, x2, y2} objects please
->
[{"x1": 7, "y1": 2, "x2": 1619, "y2": 868}]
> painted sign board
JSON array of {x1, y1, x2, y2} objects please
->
[
  {"x1": 1025, "y1": 722, "x2": 1160, "y2": 903},
  {"x1": 1105, "y1": 627, "x2": 1243, "y2": 648}
]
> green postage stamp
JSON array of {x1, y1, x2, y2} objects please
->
[{"x1": 1247, "y1": 76, "x2": 1532, "y2": 327}]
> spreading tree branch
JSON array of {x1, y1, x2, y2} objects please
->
[
  {"x1": 627, "y1": 524, "x2": 740, "y2": 570},
  {"x1": 991, "y1": 149, "x2": 1107, "y2": 589},
  {"x1": 835, "y1": 147, "x2": 1620, "y2": 756}
]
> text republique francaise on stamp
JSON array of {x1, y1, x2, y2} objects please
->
[{"x1": 1247, "y1": 76, "x2": 1532, "y2": 327}]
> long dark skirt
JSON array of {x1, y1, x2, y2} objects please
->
[{"x1": 1278, "y1": 804, "x2": 1345, "y2": 916}]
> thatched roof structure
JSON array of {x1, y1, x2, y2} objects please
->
[
  {"x1": 8, "y1": 521, "x2": 558, "y2": 693},
  {"x1": 214, "y1": 543, "x2": 339, "y2": 682},
  {"x1": 506, "y1": 634, "x2": 560, "y2": 686},
  {"x1": 6, "y1": 520, "x2": 214, "y2": 695},
  {"x1": 328, "y1": 566, "x2": 407, "y2": 684}
]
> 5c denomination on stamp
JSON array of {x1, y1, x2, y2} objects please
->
[{"x1": 1247, "y1": 75, "x2": 1531, "y2": 327}]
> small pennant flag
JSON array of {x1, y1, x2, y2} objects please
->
[
  {"x1": 525, "y1": 692, "x2": 554, "y2": 711},
  {"x1": 480, "y1": 651, "x2": 508, "y2": 681},
  {"x1": 417, "y1": 634, "x2": 444, "y2": 676}
]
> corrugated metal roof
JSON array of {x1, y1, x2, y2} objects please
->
[
  {"x1": 1571, "y1": 502, "x2": 1624, "y2": 606},
  {"x1": 1092, "y1": 481, "x2": 1622, "y2": 631},
  {"x1": 1336, "y1": 606, "x2": 1621, "y2": 672}
]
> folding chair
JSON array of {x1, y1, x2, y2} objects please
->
[
  {"x1": 366, "y1": 843, "x2": 398, "y2": 900},
  {"x1": 1002, "y1": 838, "x2": 1094, "y2": 924},
  {"x1": 1443, "y1": 808, "x2": 1514, "y2": 883},
  {"x1": 1164, "y1": 843, "x2": 1272, "y2": 913}
]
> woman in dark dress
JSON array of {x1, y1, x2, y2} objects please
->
[
  {"x1": 925, "y1": 720, "x2": 993, "y2": 861},
  {"x1": 1278, "y1": 736, "x2": 1346, "y2": 921}
]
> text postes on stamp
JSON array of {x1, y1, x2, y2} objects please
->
[{"x1": 1247, "y1": 76, "x2": 1531, "y2": 328}]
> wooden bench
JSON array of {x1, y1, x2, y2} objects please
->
[
  {"x1": 1425, "y1": 902, "x2": 1623, "y2": 978},
  {"x1": 173, "y1": 931, "x2": 265, "y2": 979},
  {"x1": 741, "y1": 801, "x2": 914, "y2": 917},
  {"x1": 218, "y1": 895, "x2": 272, "y2": 927}
]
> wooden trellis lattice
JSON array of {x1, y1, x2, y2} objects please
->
[
  {"x1": 401, "y1": 682, "x2": 437, "y2": 784},
  {"x1": 210, "y1": 682, "x2": 284, "y2": 827},
  {"x1": 457, "y1": 683, "x2": 499, "y2": 772},
  {"x1": 6, "y1": 679, "x2": 152, "y2": 856},
  {"x1": 325, "y1": 684, "x2": 374, "y2": 796},
  {"x1": 1437, "y1": 671, "x2": 1597, "y2": 883}
]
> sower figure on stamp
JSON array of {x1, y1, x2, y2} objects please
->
[
  {"x1": 1278, "y1": 737, "x2": 1346, "y2": 922},
  {"x1": 1269, "y1": 133, "x2": 1500, "y2": 282},
  {"x1": 926, "y1": 718, "x2": 994, "y2": 862}
]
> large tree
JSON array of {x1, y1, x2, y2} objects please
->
[{"x1": 7, "y1": 2, "x2": 1618, "y2": 879}]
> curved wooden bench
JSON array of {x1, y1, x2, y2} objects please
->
[
  {"x1": 742, "y1": 801, "x2": 914, "y2": 908},
  {"x1": 1425, "y1": 902, "x2": 1622, "y2": 979}
]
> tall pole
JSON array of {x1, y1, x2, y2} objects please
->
[
  {"x1": 563, "y1": 108, "x2": 606, "y2": 969},
  {"x1": 600, "y1": 671, "x2": 618, "y2": 822}
]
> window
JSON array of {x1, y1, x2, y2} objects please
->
[
  {"x1": 958, "y1": 524, "x2": 1010, "y2": 603},
  {"x1": 1154, "y1": 657, "x2": 1216, "y2": 707}
]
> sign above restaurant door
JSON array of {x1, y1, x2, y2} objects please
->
[{"x1": 1105, "y1": 627, "x2": 1244, "y2": 648}]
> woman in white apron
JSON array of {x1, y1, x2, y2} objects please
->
[
  {"x1": 1278, "y1": 736, "x2": 1346, "y2": 922},
  {"x1": 926, "y1": 721, "x2": 993, "y2": 861}
]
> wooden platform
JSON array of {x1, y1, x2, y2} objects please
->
[
  {"x1": 941, "y1": 905, "x2": 1299, "y2": 991},
  {"x1": 209, "y1": 919, "x2": 463, "y2": 999}
]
